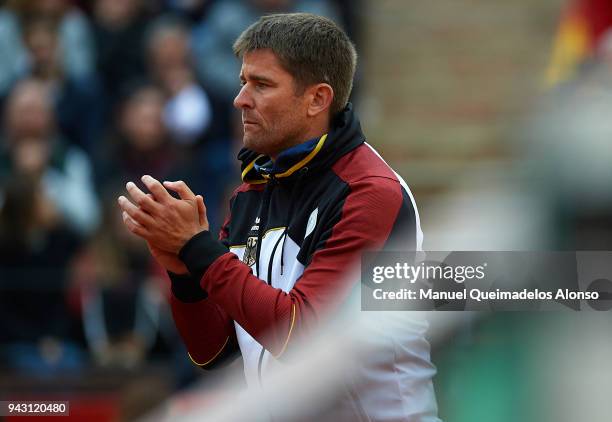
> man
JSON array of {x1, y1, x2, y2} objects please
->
[{"x1": 119, "y1": 13, "x2": 439, "y2": 421}]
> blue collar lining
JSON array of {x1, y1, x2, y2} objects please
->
[{"x1": 254, "y1": 137, "x2": 320, "y2": 176}]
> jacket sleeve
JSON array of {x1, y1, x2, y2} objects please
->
[
  {"x1": 168, "y1": 203, "x2": 238, "y2": 369},
  {"x1": 179, "y1": 177, "x2": 411, "y2": 359}
]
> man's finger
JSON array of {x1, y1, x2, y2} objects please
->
[
  {"x1": 163, "y1": 180, "x2": 196, "y2": 200},
  {"x1": 122, "y1": 210, "x2": 149, "y2": 239},
  {"x1": 118, "y1": 196, "x2": 156, "y2": 228},
  {"x1": 121, "y1": 210, "x2": 142, "y2": 228},
  {"x1": 141, "y1": 175, "x2": 173, "y2": 204},
  {"x1": 126, "y1": 181, "x2": 162, "y2": 214}
]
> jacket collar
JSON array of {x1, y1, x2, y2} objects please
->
[{"x1": 238, "y1": 103, "x2": 364, "y2": 184}]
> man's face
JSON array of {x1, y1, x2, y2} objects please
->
[
  {"x1": 234, "y1": 49, "x2": 310, "y2": 157},
  {"x1": 121, "y1": 88, "x2": 166, "y2": 151},
  {"x1": 5, "y1": 82, "x2": 53, "y2": 140}
]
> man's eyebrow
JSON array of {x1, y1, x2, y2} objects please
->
[{"x1": 241, "y1": 74, "x2": 276, "y2": 84}]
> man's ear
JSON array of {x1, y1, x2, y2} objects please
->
[{"x1": 306, "y1": 83, "x2": 334, "y2": 118}]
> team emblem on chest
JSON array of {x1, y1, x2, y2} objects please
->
[{"x1": 243, "y1": 236, "x2": 258, "y2": 267}]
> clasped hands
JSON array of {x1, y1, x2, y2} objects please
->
[{"x1": 117, "y1": 175, "x2": 208, "y2": 275}]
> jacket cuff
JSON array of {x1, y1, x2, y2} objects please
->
[
  {"x1": 169, "y1": 271, "x2": 208, "y2": 303},
  {"x1": 179, "y1": 230, "x2": 229, "y2": 277}
]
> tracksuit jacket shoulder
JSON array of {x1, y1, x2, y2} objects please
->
[{"x1": 169, "y1": 104, "x2": 439, "y2": 421}]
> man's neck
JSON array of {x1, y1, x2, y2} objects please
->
[
  {"x1": 270, "y1": 132, "x2": 325, "y2": 161},
  {"x1": 270, "y1": 119, "x2": 329, "y2": 161}
]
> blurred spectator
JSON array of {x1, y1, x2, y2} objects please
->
[
  {"x1": 0, "y1": 174, "x2": 85, "y2": 374},
  {"x1": 146, "y1": 16, "x2": 236, "y2": 231},
  {"x1": 22, "y1": 15, "x2": 104, "y2": 154},
  {"x1": 71, "y1": 194, "x2": 199, "y2": 387},
  {"x1": 147, "y1": 16, "x2": 212, "y2": 145},
  {"x1": 94, "y1": 84, "x2": 187, "y2": 198},
  {"x1": 92, "y1": 0, "x2": 150, "y2": 110},
  {"x1": 162, "y1": 0, "x2": 213, "y2": 22},
  {"x1": 0, "y1": 0, "x2": 95, "y2": 98},
  {"x1": 329, "y1": 0, "x2": 362, "y2": 47},
  {"x1": 74, "y1": 196, "x2": 166, "y2": 369},
  {"x1": 191, "y1": 0, "x2": 339, "y2": 102},
  {"x1": 0, "y1": 78, "x2": 100, "y2": 235}
]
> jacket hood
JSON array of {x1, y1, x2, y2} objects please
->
[{"x1": 238, "y1": 103, "x2": 365, "y2": 184}]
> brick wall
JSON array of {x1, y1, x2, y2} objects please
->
[{"x1": 360, "y1": 0, "x2": 563, "y2": 197}]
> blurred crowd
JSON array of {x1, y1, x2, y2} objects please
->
[{"x1": 0, "y1": 0, "x2": 357, "y2": 386}]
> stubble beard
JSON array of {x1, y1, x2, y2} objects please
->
[
  {"x1": 243, "y1": 116, "x2": 306, "y2": 157},
  {"x1": 243, "y1": 128, "x2": 288, "y2": 158}
]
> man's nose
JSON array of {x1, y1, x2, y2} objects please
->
[{"x1": 233, "y1": 85, "x2": 253, "y2": 110}]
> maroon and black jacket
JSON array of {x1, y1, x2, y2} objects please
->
[{"x1": 168, "y1": 103, "x2": 423, "y2": 386}]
